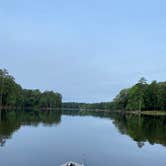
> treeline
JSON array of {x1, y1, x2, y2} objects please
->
[
  {"x1": 63, "y1": 78, "x2": 166, "y2": 111},
  {"x1": 0, "y1": 69, "x2": 62, "y2": 109},
  {"x1": 113, "y1": 78, "x2": 166, "y2": 111},
  {"x1": 62, "y1": 102, "x2": 113, "y2": 110},
  {"x1": 63, "y1": 102, "x2": 114, "y2": 110}
]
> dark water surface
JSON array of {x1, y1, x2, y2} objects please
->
[{"x1": 0, "y1": 110, "x2": 166, "y2": 166}]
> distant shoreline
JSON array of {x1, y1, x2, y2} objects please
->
[
  {"x1": 1, "y1": 106, "x2": 166, "y2": 116},
  {"x1": 63, "y1": 108, "x2": 166, "y2": 116},
  {"x1": 126, "y1": 110, "x2": 166, "y2": 116}
]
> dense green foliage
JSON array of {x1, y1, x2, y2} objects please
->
[
  {"x1": 114, "y1": 78, "x2": 166, "y2": 111},
  {"x1": 62, "y1": 102, "x2": 111, "y2": 109},
  {"x1": 62, "y1": 102, "x2": 114, "y2": 110},
  {"x1": 62, "y1": 102, "x2": 84, "y2": 109},
  {"x1": 0, "y1": 69, "x2": 62, "y2": 108},
  {"x1": 1, "y1": 68, "x2": 165, "y2": 111},
  {"x1": 63, "y1": 78, "x2": 166, "y2": 111}
]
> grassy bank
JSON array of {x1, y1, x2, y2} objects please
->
[
  {"x1": 125, "y1": 110, "x2": 166, "y2": 116},
  {"x1": 141, "y1": 111, "x2": 166, "y2": 116}
]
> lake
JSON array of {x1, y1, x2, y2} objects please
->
[{"x1": 0, "y1": 109, "x2": 166, "y2": 166}]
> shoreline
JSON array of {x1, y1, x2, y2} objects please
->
[
  {"x1": 1, "y1": 107, "x2": 166, "y2": 116},
  {"x1": 120, "y1": 110, "x2": 166, "y2": 116}
]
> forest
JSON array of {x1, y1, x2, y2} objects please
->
[
  {"x1": 1, "y1": 68, "x2": 166, "y2": 111},
  {"x1": 113, "y1": 77, "x2": 166, "y2": 111},
  {"x1": 0, "y1": 69, "x2": 62, "y2": 109},
  {"x1": 63, "y1": 78, "x2": 166, "y2": 111}
]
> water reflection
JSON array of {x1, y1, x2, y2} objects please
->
[
  {"x1": 1, "y1": 109, "x2": 166, "y2": 149},
  {"x1": 110, "y1": 113, "x2": 166, "y2": 148},
  {"x1": 63, "y1": 109, "x2": 166, "y2": 148},
  {"x1": 0, "y1": 109, "x2": 62, "y2": 147}
]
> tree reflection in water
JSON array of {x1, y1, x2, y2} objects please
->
[
  {"x1": 110, "y1": 113, "x2": 166, "y2": 148},
  {"x1": 1, "y1": 109, "x2": 166, "y2": 148},
  {"x1": 63, "y1": 109, "x2": 166, "y2": 148},
  {"x1": 0, "y1": 109, "x2": 62, "y2": 147}
]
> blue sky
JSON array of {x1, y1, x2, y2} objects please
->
[{"x1": 0, "y1": 0, "x2": 166, "y2": 102}]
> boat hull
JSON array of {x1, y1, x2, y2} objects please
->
[{"x1": 61, "y1": 161, "x2": 83, "y2": 166}]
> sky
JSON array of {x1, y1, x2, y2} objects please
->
[{"x1": 0, "y1": 0, "x2": 166, "y2": 102}]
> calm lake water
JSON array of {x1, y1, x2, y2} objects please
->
[{"x1": 0, "y1": 110, "x2": 166, "y2": 166}]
